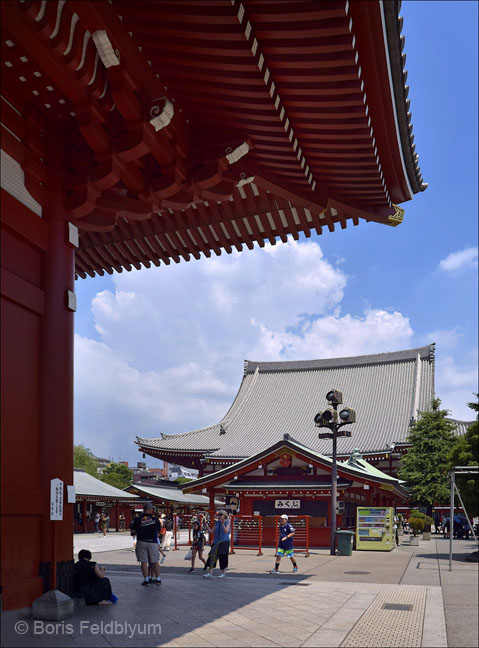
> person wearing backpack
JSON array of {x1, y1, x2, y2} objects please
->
[{"x1": 189, "y1": 520, "x2": 207, "y2": 573}]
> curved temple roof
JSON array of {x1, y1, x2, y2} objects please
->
[
  {"x1": 181, "y1": 436, "x2": 409, "y2": 500},
  {"x1": 1, "y1": 0, "x2": 426, "y2": 278},
  {"x1": 137, "y1": 344, "x2": 445, "y2": 459},
  {"x1": 74, "y1": 469, "x2": 139, "y2": 500}
]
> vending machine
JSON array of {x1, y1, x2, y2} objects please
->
[{"x1": 356, "y1": 507, "x2": 394, "y2": 551}]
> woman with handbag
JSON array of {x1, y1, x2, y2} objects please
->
[
  {"x1": 188, "y1": 520, "x2": 206, "y2": 573},
  {"x1": 203, "y1": 510, "x2": 231, "y2": 579}
]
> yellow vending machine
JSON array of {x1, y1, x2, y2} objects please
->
[{"x1": 356, "y1": 507, "x2": 394, "y2": 551}]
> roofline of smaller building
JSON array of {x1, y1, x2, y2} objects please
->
[
  {"x1": 183, "y1": 436, "x2": 407, "y2": 498},
  {"x1": 73, "y1": 468, "x2": 139, "y2": 499},
  {"x1": 222, "y1": 481, "x2": 351, "y2": 490}
]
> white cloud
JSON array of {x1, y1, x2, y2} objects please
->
[
  {"x1": 435, "y1": 351, "x2": 478, "y2": 420},
  {"x1": 423, "y1": 328, "x2": 463, "y2": 350},
  {"x1": 74, "y1": 238, "x2": 416, "y2": 459},
  {"x1": 439, "y1": 247, "x2": 478, "y2": 273}
]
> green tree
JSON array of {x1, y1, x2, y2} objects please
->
[
  {"x1": 447, "y1": 395, "x2": 479, "y2": 517},
  {"x1": 101, "y1": 462, "x2": 133, "y2": 490},
  {"x1": 175, "y1": 477, "x2": 193, "y2": 485},
  {"x1": 398, "y1": 398, "x2": 456, "y2": 513},
  {"x1": 74, "y1": 444, "x2": 99, "y2": 477}
]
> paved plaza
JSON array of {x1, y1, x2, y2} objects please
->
[{"x1": 2, "y1": 534, "x2": 477, "y2": 647}]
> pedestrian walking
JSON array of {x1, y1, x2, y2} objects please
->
[
  {"x1": 189, "y1": 520, "x2": 207, "y2": 573},
  {"x1": 157, "y1": 514, "x2": 167, "y2": 566},
  {"x1": 270, "y1": 514, "x2": 298, "y2": 574},
  {"x1": 99, "y1": 513, "x2": 108, "y2": 537},
  {"x1": 130, "y1": 503, "x2": 163, "y2": 586},
  {"x1": 393, "y1": 514, "x2": 399, "y2": 546},
  {"x1": 203, "y1": 510, "x2": 231, "y2": 579},
  {"x1": 443, "y1": 518, "x2": 450, "y2": 538},
  {"x1": 162, "y1": 515, "x2": 174, "y2": 551},
  {"x1": 94, "y1": 511, "x2": 100, "y2": 533},
  {"x1": 130, "y1": 513, "x2": 139, "y2": 552},
  {"x1": 73, "y1": 550, "x2": 118, "y2": 605},
  {"x1": 119, "y1": 513, "x2": 126, "y2": 531}
]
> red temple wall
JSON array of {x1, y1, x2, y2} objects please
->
[{"x1": 1, "y1": 190, "x2": 74, "y2": 610}]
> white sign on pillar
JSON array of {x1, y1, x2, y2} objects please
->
[{"x1": 50, "y1": 478, "x2": 64, "y2": 520}]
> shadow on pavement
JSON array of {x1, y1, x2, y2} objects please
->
[{"x1": 1, "y1": 561, "x2": 311, "y2": 647}]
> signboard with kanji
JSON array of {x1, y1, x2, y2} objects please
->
[
  {"x1": 275, "y1": 500, "x2": 300, "y2": 509},
  {"x1": 50, "y1": 478, "x2": 64, "y2": 520}
]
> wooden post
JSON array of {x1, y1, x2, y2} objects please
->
[
  {"x1": 230, "y1": 515, "x2": 235, "y2": 554},
  {"x1": 115, "y1": 502, "x2": 119, "y2": 532},
  {"x1": 82, "y1": 500, "x2": 87, "y2": 533},
  {"x1": 305, "y1": 516, "x2": 310, "y2": 557},
  {"x1": 257, "y1": 517, "x2": 263, "y2": 556},
  {"x1": 41, "y1": 126, "x2": 75, "y2": 591}
]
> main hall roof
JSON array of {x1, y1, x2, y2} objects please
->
[
  {"x1": 1, "y1": 0, "x2": 426, "y2": 278},
  {"x1": 137, "y1": 344, "x2": 440, "y2": 459}
]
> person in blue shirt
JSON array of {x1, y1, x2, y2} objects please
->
[
  {"x1": 203, "y1": 510, "x2": 231, "y2": 579},
  {"x1": 270, "y1": 514, "x2": 298, "y2": 574}
]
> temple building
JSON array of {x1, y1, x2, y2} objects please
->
[
  {"x1": 2, "y1": 0, "x2": 429, "y2": 610},
  {"x1": 73, "y1": 468, "x2": 138, "y2": 533},
  {"x1": 137, "y1": 344, "x2": 471, "y2": 547}
]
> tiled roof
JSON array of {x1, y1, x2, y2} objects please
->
[
  {"x1": 74, "y1": 469, "x2": 138, "y2": 500},
  {"x1": 138, "y1": 345, "x2": 443, "y2": 458},
  {"x1": 448, "y1": 419, "x2": 475, "y2": 437},
  {"x1": 383, "y1": 0, "x2": 427, "y2": 194},
  {"x1": 183, "y1": 437, "x2": 408, "y2": 498},
  {"x1": 126, "y1": 483, "x2": 219, "y2": 506},
  {"x1": 222, "y1": 480, "x2": 352, "y2": 490}
]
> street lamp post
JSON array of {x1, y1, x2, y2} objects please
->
[{"x1": 314, "y1": 390, "x2": 356, "y2": 556}]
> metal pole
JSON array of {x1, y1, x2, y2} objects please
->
[
  {"x1": 449, "y1": 470, "x2": 454, "y2": 571},
  {"x1": 454, "y1": 483, "x2": 478, "y2": 544},
  {"x1": 330, "y1": 431, "x2": 337, "y2": 556}
]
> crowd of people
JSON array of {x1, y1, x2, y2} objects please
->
[{"x1": 75, "y1": 504, "x2": 299, "y2": 603}]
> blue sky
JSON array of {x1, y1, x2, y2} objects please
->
[{"x1": 74, "y1": 2, "x2": 478, "y2": 465}]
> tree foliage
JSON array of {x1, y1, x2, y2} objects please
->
[
  {"x1": 101, "y1": 462, "x2": 133, "y2": 490},
  {"x1": 74, "y1": 444, "x2": 99, "y2": 477},
  {"x1": 447, "y1": 394, "x2": 479, "y2": 517},
  {"x1": 398, "y1": 398, "x2": 456, "y2": 510}
]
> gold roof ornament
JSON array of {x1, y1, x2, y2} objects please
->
[{"x1": 387, "y1": 204, "x2": 405, "y2": 227}]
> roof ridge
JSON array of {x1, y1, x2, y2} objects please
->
[
  {"x1": 244, "y1": 344, "x2": 434, "y2": 373},
  {"x1": 136, "y1": 368, "x2": 261, "y2": 447}
]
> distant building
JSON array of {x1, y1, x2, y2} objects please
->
[
  {"x1": 168, "y1": 464, "x2": 199, "y2": 481},
  {"x1": 136, "y1": 345, "x2": 472, "y2": 548},
  {"x1": 94, "y1": 456, "x2": 112, "y2": 475},
  {"x1": 74, "y1": 469, "x2": 138, "y2": 533}
]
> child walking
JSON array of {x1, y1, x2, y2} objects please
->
[
  {"x1": 189, "y1": 520, "x2": 207, "y2": 573},
  {"x1": 270, "y1": 514, "x2": 298, "y2": 574}
]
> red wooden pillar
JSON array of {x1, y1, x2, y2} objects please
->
[
  {"x1": 1, "y1": 190, "x2": 50, "y2": 609},
  {"x1": 82, "y1": 500, "x2": 87, "y2": 534},
  {"x1": 115, "y1": 502, "x2": 119, "y2": 532},
  {"x1": 40, "y1": 126, "x2": 75, "y2": 591},
  {"x1": 209, "y1": 489, "x2": 215, "y2": 511}
]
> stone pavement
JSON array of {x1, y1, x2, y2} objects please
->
[{"x1": 1, "y1": 534, "x2": 477, "y2": 647}]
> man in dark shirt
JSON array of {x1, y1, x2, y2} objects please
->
[
  {"x1": 74, "y1": 549, "x2": 118, "y2": 604},
  {"x1": 130, "y1": 502, "x2": 162, "y2": 585},
  {"x1": 270, "y1": 514, "x2": 298, "y2": 574}
]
